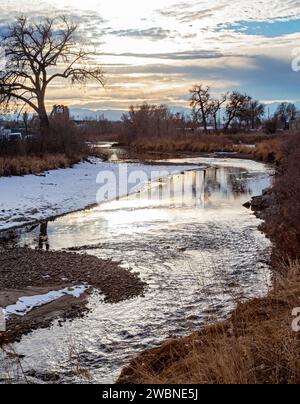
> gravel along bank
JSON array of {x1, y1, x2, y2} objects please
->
[{"x1": 0, "y1": 248, "x2": 145, "y2": 342}]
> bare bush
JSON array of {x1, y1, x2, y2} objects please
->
[{"x1": 121, "y1": 104, "x2": 187, "y2": 142}]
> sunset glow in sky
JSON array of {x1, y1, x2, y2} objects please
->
[{"x1": 1, "y1": 0, "x2": 300, "y2": 116}]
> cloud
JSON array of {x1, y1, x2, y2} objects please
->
[
  {"x1": 1, "y1": 0, "x2": 299, "y2": 113},
  {"x1": 106, "y1": 27, "x2": 197, "y2": 41},
  {"x1": 157, "y1": 0, "x2": 300, "y2": 27},
  {"x1": 158, "y1": 3, "x2": 227, "y2": 23},
  {"x1": 102, "y1": 50, "x2": 226, "y2": 60},
  {"x1": 107, "y1": 27, "x2": 176, "y2": 40},
  {"x1": 43, "y1": 51, "x2": 300, "y2": 113},
  {"x1": 0, "y1": 0, "x2": 107, "y2": 45}
]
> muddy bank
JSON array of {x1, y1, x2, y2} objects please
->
[{"x1": 0, "y1": 248, "x2": 145, "y2": 342}]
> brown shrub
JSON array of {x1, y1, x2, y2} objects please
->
[
  {"x1": 131, "y1": 135, "x2": 234, "y2": 153},
  {"x1": 264, "y1": 133, "x2": 300, "y2": 259},
  {"x1": 253, "y1": 137, "x2": 285, "y2": 163},
  {"x1": 129, "y1": 133, "x2": 286, "y2": 163},
  {"x1": 227, "y1": 132, "x2": 279, "y2": 145},
  {"x1": 0, "y1": 154, "x2": 84, "y2": 176}
]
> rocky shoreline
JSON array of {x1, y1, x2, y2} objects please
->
[
  {"x1": 0, "y1": 248, "x2": 146, "y2": 342},
  {"x1": 243, "y1": 187, "x2": 276, "y2": 218}
]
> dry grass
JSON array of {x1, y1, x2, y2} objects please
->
[
  {"x1": 130, "y1": 133, "x2": 285, "y2": 163},
  {"x1": 0, "y1": 154, "x2": 85, "y2": 176},
  {"x1": 227, "y1": 133, "x2": 279, "y2": 144},
  {"x1": 118, "y1": 261, "x2": 300, "y2": 385},
  {"x1": 252, "y1": 138, "x2": 285, "y2": 163},
  {"x1": 132, "y1": 135, "x2": 235, "y2": 154},
  {"x1": 83, "y1": 132, "x2": 123, "y2": 143}
]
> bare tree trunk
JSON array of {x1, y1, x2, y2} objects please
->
[
  {"x1": 38, "y1": 95, "x2": 50, "y2": 133},
  {"x1": 39, "y1": 112, "x2": 50, "y2": 132},
  {"x1": 224, "y1": 114, "x2": 234, "y2": 131},
  {"x1": 213, "y1": 114, "x2": 218, "y2": 132},
  {"x1": 37, "y1": 93, "x2": 50, "y2": 152},
  {"x1": 201, "y1": 105, "x2": 208, "y2": 134}
]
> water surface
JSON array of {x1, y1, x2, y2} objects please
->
[{"x1": 5, "y1": 158, "x2": 273, "y2": 383}]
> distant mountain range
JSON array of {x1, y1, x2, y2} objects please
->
[
  {"x1": 2, "y1": 102, "x2": 300, "y2": 122},
  {"x1": 69, "y1": 108, "x2": 125, "y2": 121},
  {"x1": 69, "y1": 107, "x2": 192, "y2": 121}
]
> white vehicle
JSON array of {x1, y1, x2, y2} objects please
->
[
  {"x1": 0, "y1": 131, "x2": 23, "y2": 141},
  {"x1": 8, "y1": 133, "x2": 22, "y2": 141}
]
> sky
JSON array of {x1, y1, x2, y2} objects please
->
[{"x1": 1, "y1": 0, "x2": 300, "y2": 118}]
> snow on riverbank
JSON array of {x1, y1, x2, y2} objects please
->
[
  {"x1": 5, "y1": 285, "x2": 89, "y2": 318},
  {"x1": 0, "y1": 158, "x2": 196, "y2": 231}
]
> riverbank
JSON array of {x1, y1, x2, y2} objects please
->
[{"x1": 0, "y1": 247, "x2": 145, "y2": 343}]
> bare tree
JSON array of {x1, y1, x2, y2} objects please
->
[
  {"x1": 0, "y1": 16, "x2": 104, "y2": 133},
  {"x1": 224, "y1": 91, "x2": 251, "y2": 131},
  {"x1": 190, "y1": 85, "x2": 211, "y2": 134},
  {"x1": 275, "y1": 102, "x2": 297, "y2": 130},
  {"x1": 249, "y1": 100, "x2": 265, "y2": 130},
  {"x1": 237, "y1": 99, "x2": 265, "y2": 130},
  {"x1": 121, "y1": 104, "x2": 175, "y2": 140}
]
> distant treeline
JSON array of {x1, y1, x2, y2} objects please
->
[{"x1": 0, "y1": 88, "x2": 298, "y2": 159}]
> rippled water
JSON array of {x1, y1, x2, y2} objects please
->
[{"x1": 6, "y1": 157, "x2": 273, "y2": 384}]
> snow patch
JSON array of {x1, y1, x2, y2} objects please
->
[{"x1": 4, "y1": 285, "x2": 90, "y2": 318}]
